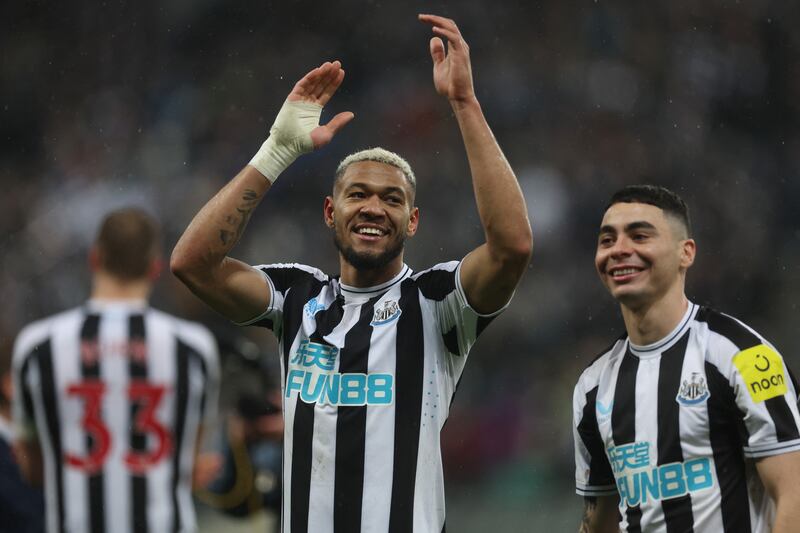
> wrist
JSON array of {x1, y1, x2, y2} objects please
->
[
  {"x1": 248, "y1": 135, "x2": 300, "y2": 183},
  {"x1": 248, "y1": 99, "x2": 322, "y2": 183},
  {"x1": 449, "y1": 94, "x2": 481, "y2": 113}
]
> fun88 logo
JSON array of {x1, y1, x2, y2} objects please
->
[
  {"x1": 608, "y1": 442, "x2": 714, "y2": 507},
  {"x1": 286, "y1": 340, "x2": 394, "y2": 406}
]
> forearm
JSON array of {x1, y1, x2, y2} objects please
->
[
  {"x1": 451, "y1": 97, "x2": 532, "y2": 263},
  {"x1": 578, "y1": 496, "x2": 619, "y2": 533},
  {"x1": 172, "y1": 166, "x2": 269, "y2": 280}
]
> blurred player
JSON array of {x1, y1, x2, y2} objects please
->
[
  {"x1": 12, "y1": 208, "x2": 220, "y2": 533},
  {"x1": 573, "y1": 185, "x2": 800, "y2": 532},
  {"x1": 172, "y1": 14, "x2": 531, "y2": 532}
]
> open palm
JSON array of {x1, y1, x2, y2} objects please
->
[
  {"x1": 287, "y1": 60, "x2": 354, "y2": 149},
  {"x1": 419, "y1": 15, "x2": 475, "y2": 103}
]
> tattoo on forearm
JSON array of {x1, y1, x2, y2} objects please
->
[
  {"x1": 579, "y1": 497, "x2": 597, "y2": 533},
  {"x1": 218, "y1": 189, "x2": 262, "y2": 246}
]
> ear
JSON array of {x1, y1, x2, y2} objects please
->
[
  {"x1": 88, "y1": 246, "x2": 102, "y2": 272},
  {"x1": 407, "y1": 207, "x2": 420, "y2": 237},
  {"x1": 323, "y1": 196, "x2": 335, "y2": 228},
  {"x1": 147, "y1": 256, "x2": 164, "y2": 281},
  {"x1": 680, "y1": 238, "x2": 696, "y2": 270}
]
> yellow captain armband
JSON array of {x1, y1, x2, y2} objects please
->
[{"x1": 733, "y1": 343, "x2": 788, "y2": 403}]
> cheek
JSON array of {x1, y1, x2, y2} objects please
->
[{"x1": 594, "y1": 251, "x2": 606, "y2": 272}]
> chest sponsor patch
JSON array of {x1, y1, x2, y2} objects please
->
[{"x1": 733, "y1": 343, "x2": 787, "y2": 403}]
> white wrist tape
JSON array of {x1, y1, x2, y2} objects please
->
[{"x1": 249, "y1": 100, "x2": 323, "y2": 183}]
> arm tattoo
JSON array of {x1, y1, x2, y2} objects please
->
[
  {"x1": 218, "y1": 189, "x2": 262, "y2": 246},
  {"x1": 579, "y1": 497, "x2": 597, "y2": 533}
]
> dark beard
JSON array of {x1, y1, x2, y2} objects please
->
[{"x1": 333, "y1": 232, "x2": 405, "y2": 271}]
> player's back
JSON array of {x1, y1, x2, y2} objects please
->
[{"x1": 13, "y1": 300, "x2": 219, "y2": 533}]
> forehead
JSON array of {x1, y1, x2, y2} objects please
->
[
  {"x1": 600, "y1": 202, "x2": 669, "y2": 230},
  {"x1": 337, "y1": 161, "x2": 410, "y2": 194}
]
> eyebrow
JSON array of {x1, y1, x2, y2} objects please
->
[
  {"x1": 599, "y1": 221, "x2": 658, "y2": 234},
  {"x1": 344, "y1": 182, "x2": 407, "y2": 197}
]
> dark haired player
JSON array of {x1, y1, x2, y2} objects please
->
[{"x1": 573, "y1": 185, "x2": 800, "y2": 532}]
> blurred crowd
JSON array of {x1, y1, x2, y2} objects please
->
[{"x1": 3, "y1": 0, "x2": 799, "y2": 527}]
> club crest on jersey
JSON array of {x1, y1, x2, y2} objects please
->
[
  {"x1": 371, "y1": 300, "x2": 402, "y2": 326},
  {"x1": 304, "y1": 297, "x2": 330, "y2": 318},
  {"x1": 676, "y1": 372, "x2": 710, "y2": 405}
]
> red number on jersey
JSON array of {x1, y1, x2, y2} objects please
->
[
  {"x1": 125, "y1": 382, "x2": 172, "y2": 474},
  {"x1": 65, "y1": 381, "x2": 111, "y2": 473},
  {"x1": 65, "y1": 380, "x2": 172, "y2": 474}
]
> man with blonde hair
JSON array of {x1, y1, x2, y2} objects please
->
[{"x1": 172, "y1": 14, "x2": 532, "y2": 532}]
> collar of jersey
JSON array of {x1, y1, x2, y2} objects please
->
[
  {"x1": 86, "y1": 298, "x2": 148, "y2": 312},
  {"x1": 338, "y1": 264, "x2": 411, "y2": 300},
  {"x1": 628, "y1": 301, "x2": 698, "y2": 357}
]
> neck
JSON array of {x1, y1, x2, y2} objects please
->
[
  {"x1": 91, "y1": 271, "x2": 152, "y2": 301},
  {"x1": 619, "y1": 284, "x2": 688, "y2": 345},
  {"x1": 338, "y1": 256, "x2": 405, "y2": 288}
]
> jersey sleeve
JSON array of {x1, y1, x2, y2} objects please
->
[
  {"x1": 235, "y1": 263, "x2": 328, "y2": 338},
  {"x1": 415, "y1": 260, "x2": 510, "y2": 390},
  {"x1": 11, "y1": 322, "x2": 49, "y2": 442},
  {"x1": 195, "y1": 327, "x2": 221, "y2": 430},
  {"x1": 418, "y1": 260, "x2": 509, "y2": 357},
  {"x1": 573, "y1": 375, "x2": 617, "y2": 497},
  {"x1": 705, "y1": 313, "x2": 800, "y2": 459}
]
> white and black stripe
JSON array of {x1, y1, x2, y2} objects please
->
[
  {"x1": 12, "y1": 302, "x2": 219, "y2": 533},
  {"x1": 573, "y1": 302, "x2": 800, "y2": 532},
  {"x1": 240, "y1": 261, "x2": 505, "y2": 532}
]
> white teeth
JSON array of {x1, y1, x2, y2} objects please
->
[
  {"x1": 358, "y1": 227, "x2": 383, "y2": 236},
  {"x1": 612, "y1": 268, "x2": 639, "y2": 276}
]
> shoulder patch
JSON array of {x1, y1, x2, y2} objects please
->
[{"x1": 733, "y1": 344, "x2": 787, "y2": 403}]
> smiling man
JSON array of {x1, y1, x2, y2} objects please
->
[
  {"x1": 171, "y1": 14, "x2": 531, "y2": 532},
  {"x1": 573, "y1": 185, "x2": 800, "y2": 532}
]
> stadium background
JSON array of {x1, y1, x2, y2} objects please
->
[{"x1": 3, "y1": 0, "x2": 799, "y2": 530}]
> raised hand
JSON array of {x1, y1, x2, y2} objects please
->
[
  {"x1": 287, "y1": 60, "x2": 354, "y2": 149},
  {"x1": 418, "y1": 14, "x2": 476, "y2": 104}
]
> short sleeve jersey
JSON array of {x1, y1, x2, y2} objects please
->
[
  {"x1": 12, "y1": 301, "x2": 220, "y2": 533},
  {"x1": 239, "y1": 261, "x2": 505, "y2": 533},
  {"x1": 573, "y1": 302, "x2": 800, "y2": 532}
]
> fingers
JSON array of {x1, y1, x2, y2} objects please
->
[
  {"x1": 289, "y1": 61, "x2": 345, "y2": 103},
  {"x1": 429, "y1": 37, "x2": 445, "y2": 64},
  {"x1": 419, "y1": 13, "x2": 467, "y2": 51},
  {"x1": 317, "y1": 65, "x2": 346, "y2": 105}
]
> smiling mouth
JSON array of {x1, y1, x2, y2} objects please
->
[
  {"x1": 353, "y1": 225, "x2": 388, "y2": 240},
  {"x1": 608, "y1": 266, "x2": 644, "y2": 281}
]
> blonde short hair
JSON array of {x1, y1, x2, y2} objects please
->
[{"x1": 335, "y1": 147, "x2": 416, "y2": 191}]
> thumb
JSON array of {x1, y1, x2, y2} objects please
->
[
  {"x1": 429, "y1": 37, "x2": 446, "y2": 64},
  {"x1": 326, "y1": 111, "x2": 355, "y2": 135},
  {"x1": 311, "y1": 111, "x2": 355, "y2": 149}
]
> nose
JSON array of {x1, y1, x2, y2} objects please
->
[
  {"x1": 359, "y1": 195, "x2": 385, "y2": 217},
  {"x1": 608, "y1": 235, "x2": 633, "y2": 257}
]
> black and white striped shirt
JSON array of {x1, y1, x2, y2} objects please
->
[
  {"x1": 240, "y1": 261, "x2": 504, "y2": 533},
  {"x1": 573, "y1": 302, "x2": 800, "y2": 532},
  {"x1": 12, "y1": 300, "x2": 220, "y2": 533}
]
